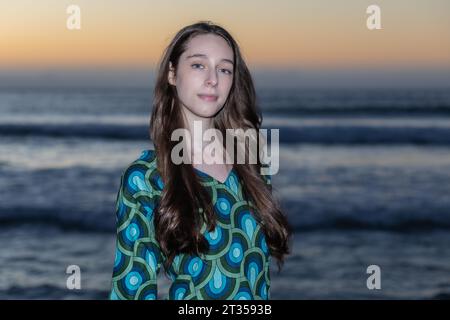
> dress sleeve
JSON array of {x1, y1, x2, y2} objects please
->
[{"x1": 109, "y1": 164, "x2": 164, "y2": 300}]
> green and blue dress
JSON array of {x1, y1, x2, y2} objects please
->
[{"x1": 109, "y1": 149, "x2": 272, "y2": 300}]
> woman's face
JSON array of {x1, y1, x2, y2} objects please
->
[{"x1": 168, "y1": 33, "x2": 234, "y2": 119}]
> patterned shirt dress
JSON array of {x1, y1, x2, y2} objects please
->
[{"x1": 109, "y1": 149, "x2": 272, "y2": 300}]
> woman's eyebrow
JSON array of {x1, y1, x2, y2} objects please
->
[{"x1": 186, "y1": 53, "x2": 234, "y2": 65}]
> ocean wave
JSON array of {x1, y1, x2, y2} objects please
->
[
  {"x1": 0, "y1": 284, "x2": 107, "y2": 300},
  {"x1": 3, "y1": 122, "x2": 450, "y2": 145},
  {"x1": 1, "y1": 206, "x2": 449, "y2": 234},
  {"x1": 263, "y1": 105, "x2": 450, "y2": 116},
  {"x1": 0, "y1": 207, "x2": 114, "y2": 233},
  {"x1": 0, "y1": 123, "x2": 150, "y2": 140}
]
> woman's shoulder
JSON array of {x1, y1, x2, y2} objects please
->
[
  {"x1": 124, "y1": 149, "x2": 158, "y2": 171},
  {"x1": 120, "y1": 149, "x2": 164, "y2": 193}
]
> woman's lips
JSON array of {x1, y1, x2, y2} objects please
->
[{"x1": 198, "y1": 94, "x2": 218, "y2": 102}]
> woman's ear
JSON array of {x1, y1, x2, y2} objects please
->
[{"x1": 168, "y1": 61, "x2": 176, "y2": 86}]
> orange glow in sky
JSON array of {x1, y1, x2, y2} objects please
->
[{"x1": 1, "y1": 0, "x2": 449, "y2": 69}]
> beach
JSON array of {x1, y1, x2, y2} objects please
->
[{"x1": 1, "y1": 87, "x2": 450, "y2": 299}]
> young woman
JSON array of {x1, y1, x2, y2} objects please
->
[{"x1": 110, "y1": 21, "x2": 292, "y2": 300}]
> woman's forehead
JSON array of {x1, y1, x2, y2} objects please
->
[{"x1": 183, "y1": 35, "x2": 233, "y2": 60}]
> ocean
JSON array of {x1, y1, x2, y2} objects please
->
[{"x1": 1, "y1": 87, "x2": 449, "y2": 299}]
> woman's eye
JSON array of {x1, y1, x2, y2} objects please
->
[
  {"x1": 220, "y1": 68, "x2": 232, "y2": 75},
  {"x1": 191, "y1": 63, "x2": 232, "y2": 75}
]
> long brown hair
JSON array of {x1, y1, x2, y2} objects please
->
[{"x1": 149, "y1": 21, "x2": 292, "y2": 273}]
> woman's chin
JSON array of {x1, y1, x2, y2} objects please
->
[{"x1": 195, "y1": 107, "x2": 223, "y2": 119}]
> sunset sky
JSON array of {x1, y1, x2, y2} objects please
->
[{"x1": 1, "y1": 0, "x2": 449, "y2": 87}]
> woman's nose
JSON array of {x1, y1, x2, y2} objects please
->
[{"x1": 205, "y1": 70, "x2": 218, "y2": 87}]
